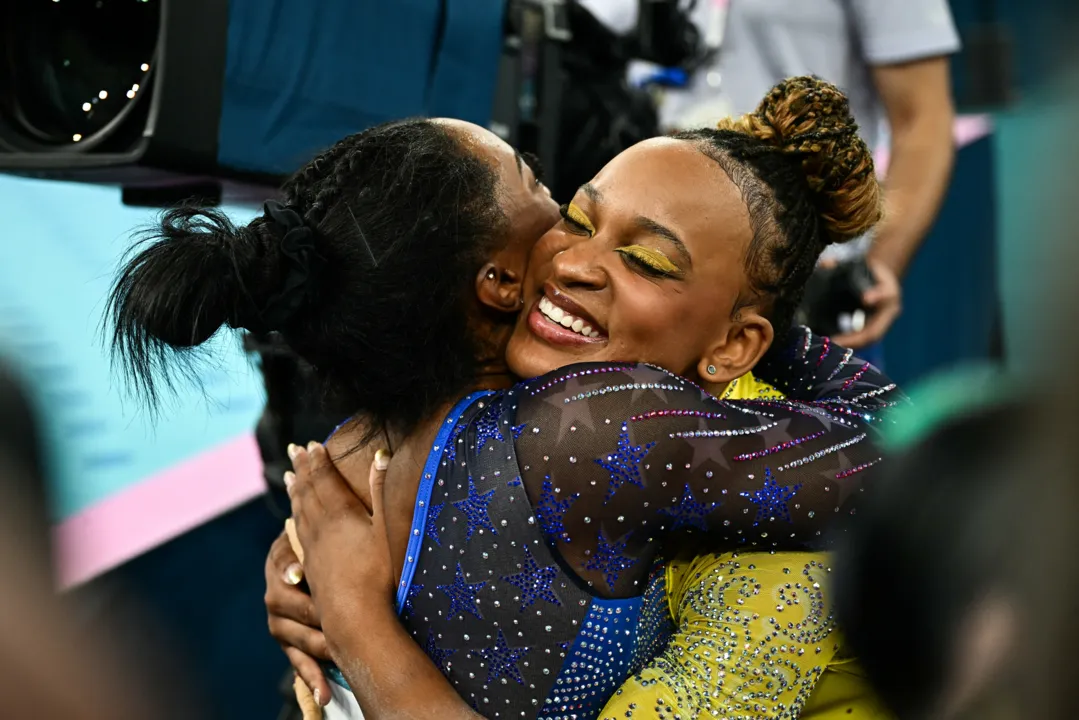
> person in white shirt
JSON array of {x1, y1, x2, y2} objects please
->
[{"x1": 602, "y1": 0, "x2": 961, "y2": 353}]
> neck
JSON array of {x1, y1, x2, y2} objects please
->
[
  {"x1": 700, "y1": 379, "x2": 731, "y2": 398},
  {"x1": 470, "y1": 318, "x2": 517, "y2": 392},
  {"x1": 471, "y1": 362, "x2": 516, "y2": 393}
]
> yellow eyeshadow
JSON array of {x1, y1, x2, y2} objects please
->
[
  {"x1": 616, "y1": 246, "x2": 681, "y2": 274},
  {"x1": 565, "y1": 202, "x2": 595, "y2": 235}
]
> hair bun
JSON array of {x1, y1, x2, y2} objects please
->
[{"x1": 720, "y1": 76, "x2": 883, "y2": 244}]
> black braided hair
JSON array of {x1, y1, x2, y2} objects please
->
[
  {"x1": 107, "y1": 119, "x2": 508, "y2": 441},
  {"x1": 674, "y1": 76, "x2": 882, "y2": 338}
]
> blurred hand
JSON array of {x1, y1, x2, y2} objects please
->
[
  {"x1": 833, "y1": 258, "x2": 902, "y2": 350},
  {"x1": 264, "y1": 529, "x2": 331, "y2": 706},
  {"x1": 287, "y1": 443, "x2": 397, "y2": 659}
]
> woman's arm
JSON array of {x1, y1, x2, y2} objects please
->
[
  {"x1": 599, "y1": 549, "x2": 842, "y2": 719},
  {"x1": 511, "y1": 347, "x2": 898, "y2": 596},
  {"x1": 753, "y1": 326, "x2": 899, "y2": 410},
  {"x1": 287, "y1": 444, "x2": 482, "y2": 720}
]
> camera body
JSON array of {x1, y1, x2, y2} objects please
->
[{"x1": 796, "y1": 258, "x2": 877, "y2": 337}]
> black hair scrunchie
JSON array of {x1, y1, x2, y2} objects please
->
[{"x1": 236, "y1": 201, "x2": 324, "y2": 335}]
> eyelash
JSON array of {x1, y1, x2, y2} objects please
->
[
  {"x1": 558, "y1": 204, "x2": 592, "y2": 236},
  {"x1": 558, "y1": 205, "x2": 679, "y2": 279},
  {"x1": 522, "y1": 151, "x2": 545, "y2": 185},
  {"x1": 617, "y1": 249, "x2": 677, "y2": 279}
]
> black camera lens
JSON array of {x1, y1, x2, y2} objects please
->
[{"x1": 2, "y1": 0, "x2": 160, "y2": 149}]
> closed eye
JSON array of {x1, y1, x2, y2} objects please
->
[
  {"x1": 615, "y1": 246, "x2": 682, "y2": 279},
  {"x1": 559, "y1": 203, "x2": 595, "y2": 237},
  {"x1": 522, "y1": 151, "x2": 545, "y2": 184}
]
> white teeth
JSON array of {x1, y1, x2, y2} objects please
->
[{"x1": 537, "y1": 294, "x2": 602, "y2": 339}]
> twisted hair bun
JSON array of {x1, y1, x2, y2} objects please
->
[{"x1": 716, "y1": 75, "x2": 882, "y2": 244}]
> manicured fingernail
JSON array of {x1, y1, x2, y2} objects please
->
[
  {"x1": 307, "y1": 441, "x2": 319, "y2": 452},
  {"x1": 374, "y1": 448, "x2": 390, "y2": 470},
  {"x1": 313, "y1": 688, "x2": 323, "y2": 706},
  {"x1": 284, "y1": 562, "x2": 303, "y2": 586},
  {"x1": 287, "y1": 443, "x2": 300, "y2": 460},
  {"x1": 283, "y1": 471, "x2": 295, "y2": 488}
]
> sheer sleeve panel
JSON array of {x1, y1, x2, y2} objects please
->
[{"x1": 512, "y1": 358, "x2": 891, "y2": 596}]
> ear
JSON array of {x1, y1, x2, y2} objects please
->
[
  {"x1": 697, "y1": 310, "x2": 774, "y2": 384},
  {"x1": 475, "y1": 263, "x2": 523, "y2": 315}
]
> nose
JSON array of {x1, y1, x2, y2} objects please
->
[{"x1": 551, "y1": 234, "x2": 609, "y2": 290}]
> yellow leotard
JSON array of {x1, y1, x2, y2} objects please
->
[{"x1": 599, "y1": 373, "x2": 892, "y2": 720}]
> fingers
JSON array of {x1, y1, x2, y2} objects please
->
[
  {"x1": 369, "y1": 449, "x2": 390, "y2": 519},
  {"x1": 833, "y1": 327, "x2": 875, "y2": 350},
  {"x1": 284, "y1": 518, "x2": 305, "y2": 565},
  {"x1": 284, "y1": 646, "x2": 332, "y2": 708},
  {"x1": 268, "y1": 531, "x2": 302, "y2": 583},
  {"x1": 270, "y1": 615, "x2": 330, "y2": 659},
  {"x1": 833, "y1": 307, "x2": 895, "y2": 349},
  {"x1": 860, "y1": 304, "x2": 900, "y2": 346},
  {"x1": 304, "y1": 443, "x2": 372, "y2": 515},
  {"x1": 862, "y1": 284, "x2": 888, "y2": 306},
  {"x1": 266, "y1": 578, "x2": 321, "y2": 629},
  {"x1": 288, "y1": 444, "x2": 325, "y2": 525}
]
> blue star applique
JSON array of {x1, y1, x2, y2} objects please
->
[
  {"x1": 437, "y1": 563, "x2": 486, "y2": 619},
  {"x1": 474, "y1": 629, "x2": 528, "y2": 685},
  {"x1": 534, "y1": 477, "x2": 578, "y2": 544},
  {"x1": 425, "y1": 502, "x2": 444, "y2": 546},
  {"x1": 584, "y1": 527, "x2": 638, "y2": 589},
  {"x1": 474, "y1": 402, "x2": 506, "y2": 452},
  {"x1": 403, "y1": 582, "x2": 424, "y2": 616},
  {"x1": 501, "y1": 545, "x2": 561, "y2": 610},
  {"x1": 444, "y1": 422, "x2": 468, "y2": 464},
  {"x1": 452, "y1": 477, "x2": 498, "y2": 541},
  {"x1": 423, "y1": 629, "x2": 456, "y2": 675},
  {"x1": 660, "y1": 483, "x2": 721, "y2": 532},
  {"x1": 594, "y1": 426, "x2": 656, "y2": 504},
  {"x1": 740, "y1": 468, "x2": 801, "y2": 525}
]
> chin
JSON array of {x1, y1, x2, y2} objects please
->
[{"x1": 506, "y1": 332, "x2": 587, "y2": 380}]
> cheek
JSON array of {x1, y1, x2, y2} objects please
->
[
  {"x1": 612, "y1": 286, "x2": 729, "y2": 364},
  {"x1": 525, "y1": 229, "x2": 569, "y2": 290}
]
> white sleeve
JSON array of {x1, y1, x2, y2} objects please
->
[
  {"x1": 848, "y1": 0, "x2": 961, "y2": 65},
  {"x1": 574, "y1": 0, "x2": 638, "y2": 35}
]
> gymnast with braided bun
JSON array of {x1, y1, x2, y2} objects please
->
[{"x1": 107, "y1": 76, "x2": 900, "y2": 720}]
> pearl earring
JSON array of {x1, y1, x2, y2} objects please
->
[
  {"x1": 486, "y1": 269, "x2": 496, "y2": 280},
  {"x1": 706, "y1": 365, "x2": 717, "y2": 376}
]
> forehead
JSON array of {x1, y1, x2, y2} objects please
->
[
  {"x1": 590, "y1": 138, "x2": 752, "y2": 261},
  {"x1": 434, "y1": 118, "x2": 518, "y2": 177}
]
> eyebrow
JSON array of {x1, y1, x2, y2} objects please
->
[
  {"x1": 635, "y1": 216, "x2": 692, "y2": 266},
  {"x1": 580, "y1": 183, "x2": 602, "y2": 202},
  {"x1": 578, "y1": 183, "x2": 692, "y2": 266},
  {"x1": 513, "y1": 149, "x2": 524, "y2": 178}
]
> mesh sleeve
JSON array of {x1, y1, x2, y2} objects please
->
[{"x1": 512, "y1": 336, "x2": 899, "y2": 597}]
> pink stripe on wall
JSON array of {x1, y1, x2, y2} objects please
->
[{"x1": 54, "y1": 433, "x2": 266, "y2": 589}]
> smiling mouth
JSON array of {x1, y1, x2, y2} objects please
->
[
  {"x1": 526, "y1": 290, "x2": 608, "y2": 347},
  {"x1": 538, "y1": 295, "x2": 602, "y2": 338}
]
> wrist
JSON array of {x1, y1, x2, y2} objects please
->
[
  {"x1": 322, "y1": 593, "x2": 398, "y2": 662},
  {"x1": 865, "y1": 248, "x2": 903, "y2": 279}
]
